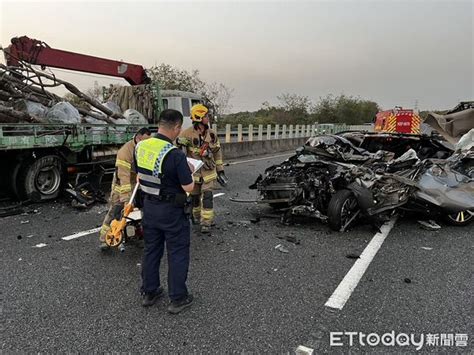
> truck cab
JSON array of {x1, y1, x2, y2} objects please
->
[{"x1": 161, "y1": 90, "x2": 204, "y2": 130}]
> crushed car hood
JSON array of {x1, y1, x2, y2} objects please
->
[{"x1": 414, "y1": 164, "x2": 474, "y2": 212}]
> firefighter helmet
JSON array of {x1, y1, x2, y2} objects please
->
[{"x1": 190, "y1": 104, "x2": 208, "y2": 123}]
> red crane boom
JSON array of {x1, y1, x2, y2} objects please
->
[{"x1": 4, "y1": 36, "x2": 150, "y2": 85}]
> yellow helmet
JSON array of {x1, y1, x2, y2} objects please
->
[{"x1": 190, "y1": 104, "x2": 208, "y2": 123}]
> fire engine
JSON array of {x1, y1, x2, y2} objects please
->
[{"x1": 374, "y1": 107, "x2": 421, "y2": 134}]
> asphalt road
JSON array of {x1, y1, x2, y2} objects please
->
[{"x1": 1, "y1": 152, "x2": 472, "y2": 353}]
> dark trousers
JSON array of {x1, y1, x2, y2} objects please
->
[{"x1": 141, "y1": 198, "x2": 191, "y2": 301}]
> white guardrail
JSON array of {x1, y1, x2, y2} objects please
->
[{"x1": 215, "y1": 123, "x2": 373, "y2": 143}]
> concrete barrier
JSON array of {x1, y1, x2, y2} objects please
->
[{"x1": 221, "y1": 137, "x2": 306, "y2": 160}]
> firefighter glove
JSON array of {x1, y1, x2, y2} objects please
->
[{"x1": 217, "y1": 171, "x2": 229, "y2": 187}]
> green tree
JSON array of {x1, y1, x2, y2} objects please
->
[
  {"x1": 148, "y1": 64, "x2": 203, "y2": 92},
  {"x1": 221, "y1": 93, "x2": 380, "y2": 127},
  {"x1": 311, "y1": 94, "x2": 379, "y2": 124},
  {"x1": 275, "y1": 93, "x2": 312, "y2": 124}
]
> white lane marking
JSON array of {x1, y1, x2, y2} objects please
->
[
  {"x1": 324, "y1": 216, "x2": 397, "y2": 310},
  {"x1": 62, "y1": 227, "x2": 101, "y2": 241},
  {"x1": 34, "y1": 243, "x2": 47, "y2": 248},
  {"x1": 213, "y1": 193, "x2": 225, "y2": 198},
  {"x1": 296, "y1": 345, "x2": 314, "y2": 355},
  {"x1": 227, "y1": 153, "x2": 293, "y2": 166}
]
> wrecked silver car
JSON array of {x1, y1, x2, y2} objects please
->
[{"x1": 251, "y1": 131, "x2": 473, "y2": 231}]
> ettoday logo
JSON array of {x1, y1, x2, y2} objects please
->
[{"x1": 330, "y1": 332, "x2": 469, "y2": 350}]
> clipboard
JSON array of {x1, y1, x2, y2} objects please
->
[{"x1": 187, "y1": 157, "x2": 204, "y2": 174}]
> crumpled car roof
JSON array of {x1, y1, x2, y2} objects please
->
[{"x1": 424, "y1": 107, "x2": 474, "y2": 143}]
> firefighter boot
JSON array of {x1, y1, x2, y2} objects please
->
[
  {"x1": 191, "y1": 194, "x2": 201, "y2": 225},
  {"x1": 200, "y1": 191, "x2": 214, "y2": 234},
  {"x1": 98, "y1": 224, "x2": 111, "y2": 251}
]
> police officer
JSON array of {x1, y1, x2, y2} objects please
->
[{"x1": 135, "y1": 109, "x2": 195, "y2": 313}]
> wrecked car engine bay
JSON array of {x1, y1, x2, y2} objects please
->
[{"x1": 251, "y1": 131, "x2": 474, "y2": 231}]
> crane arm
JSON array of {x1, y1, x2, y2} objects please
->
[{"x1": 4, "y1": 36, "x2": 150, "y2": 85}]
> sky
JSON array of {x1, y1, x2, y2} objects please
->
[{"x1": 0, "y1": 0, "x2": 472, "y2": 112}]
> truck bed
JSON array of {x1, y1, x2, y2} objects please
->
[{"x1": 0, "y1": 123, "x2": 154, "y2": 151}]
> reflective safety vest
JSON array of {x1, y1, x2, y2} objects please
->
[{"x1": 135, "y1": 137, "x2": 177, "y2": 196}]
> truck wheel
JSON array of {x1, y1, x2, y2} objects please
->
[
  {"x1": 16, "y1": 155, "x2": 64, "y2": 201},
  {"x1": 444, "y1": 210, "x2": 473, "y2": 226},
  {"x1": 327, "y1": 189, "x2": 360, "y2": 232}
]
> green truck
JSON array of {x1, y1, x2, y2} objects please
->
[
  {"x1": 1, "y1": 36, "x2": 203, "y2": 201},
  {"x1": 0, "y1": 90, "x2": 202, "y2": 201}
]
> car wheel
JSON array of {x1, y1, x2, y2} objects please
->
[
  {"x1": 444, "y1": 210, "x2": 473, "y2": 226},
  {"x1": 328, "y1": 189, "x2": 360, "y2": 231}
]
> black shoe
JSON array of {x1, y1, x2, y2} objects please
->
[
  {"x1": 142, "y1": 287, "x2": 164, "y2": 307},
  {"x1": 168, "y1": 294, "x2": 194, "y2": 314}
]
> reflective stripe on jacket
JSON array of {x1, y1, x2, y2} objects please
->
[
  {"x1": 113, "y1": 139, "x2": 136, "y2": 202},
  {"x1": 177, "y1": 126, "x2": 224, "y2": 183}
]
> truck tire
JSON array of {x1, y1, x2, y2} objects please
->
[
  {"x1": 16, "y1": 155, "x2": 64, "y2": 201},
  {"x1": 327, "y1": 189, "x2": 359, "y2": 232}
]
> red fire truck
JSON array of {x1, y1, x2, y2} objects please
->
[{"x1": 374, "y1": 107, "x2": 421, "y2": 134}]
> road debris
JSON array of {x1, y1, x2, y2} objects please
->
[
  {"x1": 295, "y1": 345, "x2": 314, "y2": 355},
  {"x1": 229, "y1": 197, "x2": 257, "y2": 203},
  {"x1": 345, "y1": 253, "x2": 360, "y2": 259},
  {"x1": 417, "y1": 220, "x2": 441, "y2": 231},
  {"x1": 274, "y1": 244, "x2": 289, "y2": 253}
]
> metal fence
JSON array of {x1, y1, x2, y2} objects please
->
[{"x1": 215, "y1": 123, "x2": 374, "y2": 143}]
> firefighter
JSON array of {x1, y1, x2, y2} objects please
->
[
  {"x1": 98, "y1": 127, "x2": 152, "y2": 250},
  {"x1": 176, "y1": 104, "x2": 228, "y2": 234}
]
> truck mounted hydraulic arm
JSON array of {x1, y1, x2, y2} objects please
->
[{"x1": 4, "y1": 36, "x2": 150, "y2": 85}]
